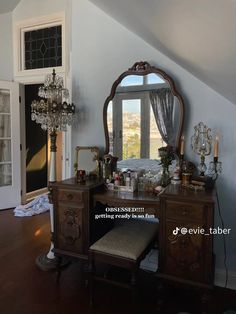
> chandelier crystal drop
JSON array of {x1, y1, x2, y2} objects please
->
[{"x1": 31, "y1": 69, "x2": 75, "y2": 132}]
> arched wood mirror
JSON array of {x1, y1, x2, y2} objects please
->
[{"x1": 103, "y1": 61, "x2": 184, "y2": 170}]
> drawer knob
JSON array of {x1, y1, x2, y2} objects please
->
[{"x1": 67, "y1": 193, "x2": 74, "y2": 200}]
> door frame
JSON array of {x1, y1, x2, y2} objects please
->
[
  {"x1": 18, "y1": 75, "x2": 72, "y2": 204},
  {"x1": 0, "y1": 81, "x2": 21, "y2": 209}
]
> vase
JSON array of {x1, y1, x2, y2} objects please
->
[{"x1": 160, "y1": 167, "x2": 170, "y2": 187}]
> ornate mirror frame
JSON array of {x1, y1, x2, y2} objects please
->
[{"x1": 103, "y1": 61, "x2": 185, "y2": 155}]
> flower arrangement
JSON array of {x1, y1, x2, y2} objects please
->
[{"x1": 158, "y1": 146, "x2": 175, "y2": 168}]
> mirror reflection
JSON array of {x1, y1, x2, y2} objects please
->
[{"x1": 107, "y1": 73, "x2": 181, "y2": 163}]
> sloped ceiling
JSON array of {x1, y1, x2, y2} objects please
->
[
  {"x1": 89, "y1": 0, "x2": 236, "y2": 104},
  {"x1": 0, "y1": 0, "x2": 20, "y2": 13}
]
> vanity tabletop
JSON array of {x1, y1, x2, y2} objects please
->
[
  {"x1": 93, "y1": 189, "x2": 160, "y2": 219},
  {"x1": 93, "y1": 188, "x2": 160, "y2": 206},
  {"x1": 160, "y1": 184, "x2": 216, "y2": 203},
  {"x1": 51, "y1": 177, "x2": 104, "y2": 190}
]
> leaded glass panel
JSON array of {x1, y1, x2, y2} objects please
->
[{"x1": 24, "y1": 25, "x2": 62, "y2": 70}]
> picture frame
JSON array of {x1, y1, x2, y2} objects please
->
[{"x1": 75, "y1": 146, "x2": 100, "y2": 176}]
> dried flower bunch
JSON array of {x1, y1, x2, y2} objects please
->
[{"x1": 158, "y1": 146, "x2": 175, "y2": 169}]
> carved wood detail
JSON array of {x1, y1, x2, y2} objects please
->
[
  {"x1": 168, "y1": 232, "x2": 202, "y2": 271},
  {"x1": 159, "y1": 184, "x2": 215, "y2": 286},
  {"x1": 61, "y1": 209, "x2": 81, "y2": 245},
  {"x1": 128, "y1": 61, "x2": 153, "y2": 72}
]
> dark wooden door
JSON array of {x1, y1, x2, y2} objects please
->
[{"x1": 25, "y1": 84, "x2": 48, "y2": 193}]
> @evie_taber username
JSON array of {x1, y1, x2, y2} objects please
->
[{"x1": 173, "y1": 226, "x2": 231, "y2": 235}]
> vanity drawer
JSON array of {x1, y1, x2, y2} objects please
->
[
  {"x1": 55, "y1": 204, "x2": 85, "y2": 254},
  {"x1": 163, "y1": 220, "x2": 206, "y2": 282},
  {"x1": 165, "y1": 200, "x2": 204, "y2": 221},
  {"x1": 58, "y1": 189, "x2": 84, "y2": 204}
]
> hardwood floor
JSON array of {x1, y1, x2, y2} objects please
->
[{"x1": 0, "y1": 209, "x2": 235, "y2": 314}]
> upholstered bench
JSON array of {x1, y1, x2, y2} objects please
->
[{"x1": 88, "y1": 219, "x2": 158, "y2": 306}]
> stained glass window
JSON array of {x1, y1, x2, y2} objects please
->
[{"x1": 24, "y1": 25, "x2": 62, "y2": 70}]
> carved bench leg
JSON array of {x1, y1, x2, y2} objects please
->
[
  {"x1": 201, "y1": 291, "x2": 212, "y2": 314},
  {"x1": 56, "y1": 256, "x2": 62, "y2": 284},
  {"x1": 82, "y1": 261, "x2": 89, "y2": 288},
  {"x1": 131, "y1": 266, "x2": 138, "y2": 308},
  {"x1": 88, "y1": 253, "x2": 95, "y2": 308},
  {"x1": 156, "y1": 280, "x2": 166, "y2": 312}
]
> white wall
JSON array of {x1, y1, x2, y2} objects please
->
[
  {"x1": 71, "y1": 0, "x2": 236, "y2": 285},
  {"x1": 0, "y1": 12, "x2": 13, "y2": 80},
  {"x1": 13, "y1": 0, "x2": 68, "y2": 21}
]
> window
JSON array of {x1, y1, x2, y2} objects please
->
[
  {"x1": 122, "y1": 99, "x2": 141, "y2": 159},
  {"x1": 14, "y1": 13, "x2": 65, "y2": 78},
  {"x1": 108, "y1": 92, "x2": 162, "y2": 160},
  {"x1": 24, "y1": 26, "x2": 62, "y2": 70},
  {"x1": 0, "y1": 89, "x2": 12, "y2": 186},
  {"x1": 120, "y1": 75, "x2": 143, "y2": 86},
  {"x1": 107, "y1": 73, "x2": 168, "y2": 160},
  {"x1": 107, "y1": 101, "x2": 113, "y2": 155},
  {"x1": 147, "y1": 73, "x2": 165, "y2": 84}
]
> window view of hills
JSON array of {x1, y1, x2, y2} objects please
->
[{"x1": 107, "y1": 102, "x2": 163, "y2": 159}]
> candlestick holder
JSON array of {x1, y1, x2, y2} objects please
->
[
  {"x1": 208, "y1": 156, "x2": 222, "y2": 180},
  {"x1": 178, "y1": 154, "x2": 187, "y2": 179},
  {"x1": 198, "y1": 153, "x2": 207, "y2": 176},
  {"x1": 179, "y1": 154, "x2": 184, "y2": 162}
]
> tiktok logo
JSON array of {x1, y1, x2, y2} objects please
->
[{"x1": 173, "y1": 227, "x2": 180, "y2": 235}]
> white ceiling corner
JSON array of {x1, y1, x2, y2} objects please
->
[{"x1": 0, "y1": 0, "x2": 21, "y2": 14}]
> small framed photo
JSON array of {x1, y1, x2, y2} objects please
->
[{"x1": 75, "y1": 146, "x2": 100, "y2": 176}]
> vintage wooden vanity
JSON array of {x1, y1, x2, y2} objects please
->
[
  {"x1": 51, "y1": 62, "x2": 215, "y2": 299},
  {"x1": 52, "y1": 180, "x2": 215, "y2": 288}
]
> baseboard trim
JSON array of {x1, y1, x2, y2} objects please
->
[{"x1": 215, "y1": 268, "x2": 236, "y2": 290}]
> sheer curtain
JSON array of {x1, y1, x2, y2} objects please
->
[
  {"x1": 0, "y1": 92, "x2": 11, "y2": 186},
  {"x1": 149, "y1": 89, "x2": 175, "y2": 147}
]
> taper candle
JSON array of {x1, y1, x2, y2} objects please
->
[
  {"x1": 214, "y1": 135, "x2": 219, "y2": 158},
  {"x1": 180, "y1": 135, "x2": 185, "y2": 155}
]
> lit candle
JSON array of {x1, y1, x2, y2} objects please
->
[
  {"x1": 180, "y1": 135, "x2": 185, "y2": 155},
  {"x1": 214, "y1": 135, "x2": 219, "y2": 158}
]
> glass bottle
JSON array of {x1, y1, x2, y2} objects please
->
[{"x1": 160, "y1": 167, "x2": 170, "y2": 187}]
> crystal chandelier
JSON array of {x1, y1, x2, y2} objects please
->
[{"x1": 31, "y1": 69, "x2": 75, "y2": 132}]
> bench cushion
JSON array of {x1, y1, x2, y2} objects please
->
[{"x1": 90, "y1": 219, "x2": 158, "y2": 260}]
